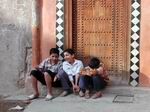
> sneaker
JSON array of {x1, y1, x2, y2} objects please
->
[
  {"x1": 60, "y1": 91, "x2": 69, "y2": 97},
  {"x1": 45, "y1": 94, "x2": 53, "y2": 101},
  {"x1": 79, "y1": 91, "x2": 85, "y2": 97},
  {"x1": 91, "y1": 91, "x2": 102, "y2": 99},
  {"x1": 27, "y1": 94, "x2": 39, "y2": 100}
]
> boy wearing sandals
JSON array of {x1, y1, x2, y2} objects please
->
[
  {"x1": 28, "y1": 48, "x2": 62, "y2": 100},
  {"x1": 79, "y1": 57, "x2": 109, "y2": 99},
  {"x1": 57, "y1": 48, "x2": 84, "y2": 96}
]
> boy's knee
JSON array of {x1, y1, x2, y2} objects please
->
[
  {"x1": 92, "y1": 76, "x2": 100, "y2": 83},
  {"x1": 57, "y1": 69, "x2": 67, "y2": 78},
  {"x1": 44, "y1": 72, "x2": 49, "y2": 76},
  {"x1": 30, "y1": 69, "x2": 38, "y2": 76}
]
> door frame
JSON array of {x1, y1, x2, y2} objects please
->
[{"x1": 64, "y1": 0, "x2": 72, "y2": 49}]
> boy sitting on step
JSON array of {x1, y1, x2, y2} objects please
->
[{"x1": 79, "y1": 57, "x2": 109, "y2": 99}]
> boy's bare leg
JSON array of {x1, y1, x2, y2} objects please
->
[
  {"x1": 31, "y1": 75, "x2": 39, "y2": 96},
  {"x1": 44, "y1": 72, "x2": 52, "y2": 95}
]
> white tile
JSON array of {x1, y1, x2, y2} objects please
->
[
  {"x1": 56, "y1": 2, "x2": 63, "y2": 9},
  {"x1": 131, "y1": 57, "x2": 139, "y2": 64},
  {"x1": 131, "y1": 25, "x2": 140, "y2": 33},
  {"x1": 56, "y1": 25, "x2": 63, "y2": 32},
  {"x1": 58, "y1": 0, "x2": 63, "y2": 2},
  {"x1": 56, "y1": 41, "x2": 63, "y2": 47},
  {"x1": 132, "y1": 10, "x2": 140, "y2": 17},
  {"x1": 130, "y1": 80, "x2": 138, "y2": 87},
  {"x1": 58, "y1": 48, "x2": 63, "y2": 54},
  {"x1": 131, "y1": 64, "x2": 139, "y2": 71},
  {"x1": 131, "y1": 49, "x2": 139, "y2": 56},
  {"x1": 59, "y1": 56, "x2": 63, "y2": 60},
  {"x1": 132, "y1": 17, "x2": 139, "y2": 25},
  {"x1": 131, "y1": 41, "x2": 139, "y2": 48},
  {"x1": 56, "y1": 18, "x2": 63, "y2": 24},
  {"x1": 56, "y1": 10, "x2": 64, "y2": 17},
  {"x1": 131, "y1": 33, "x2": 139, "y2": 40},
  {"x1": 132, "y1": 2, "x2": 140, "y2": 9},
  {"x1": 56, "y1": 33, "x2": 63, "y2": 39},
  {"x1": 131, "y1": 72, "x2": 139, "y2": 79}
]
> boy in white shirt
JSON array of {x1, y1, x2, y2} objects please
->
[{"x1": 58, "y1": 48, "x2": 84, "y2": 96}]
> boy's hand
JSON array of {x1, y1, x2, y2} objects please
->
[
  {"x1": 53, "y1": 76, "x2": 58, "y2": 82},
  {"x1": 80, "y1": 68, "x2": 92, "y2": 76},
  {"x1": 73, "y1": 85, "x2": 79, "y2": 94},
  {"x1": 79, "y1": 68, "x2": 86, "y2": 75},
  {"x1": 90, "y1": 69, "x2": 97, "y2": 75}
]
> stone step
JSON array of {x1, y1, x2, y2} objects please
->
[{"x1": 104, "y1": 86, "x2": 150, "y2": 95}]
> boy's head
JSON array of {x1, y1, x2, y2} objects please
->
[
  {"x1": 49, "y1": 48, "x2": 59, "y2": 63},
  {"x1": 63, "y1": 48, "x2": 75, "y2": 55},
  {"x1": 49, "y1": 48, "x2": 59, "y2": 55},
  {"x1": 63, "y1": 48, "x2": 75, "y2": 63},
  {"x1": 88, "y1": 57, "x2": 100, "y2": 69}
]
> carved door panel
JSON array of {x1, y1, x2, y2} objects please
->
[{"x1": 72, "y1": 0, "x2": 129, "y2": 81}]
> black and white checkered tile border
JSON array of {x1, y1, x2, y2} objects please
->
[
  {"x1": 130, "y1": 0, "x2": 141, "y2": 86},
  {"x1": 55, "y1": 0, "x2": 141, "y2": 86},
  {"x1": 56, "y1": 0, "x2": 64, "y2": 60}
]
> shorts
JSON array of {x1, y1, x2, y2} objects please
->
[{"x1": 30, "y1": 69, "x2": 61, "y2": 87}]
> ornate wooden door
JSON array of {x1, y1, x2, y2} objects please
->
[{"x1": 72, "y1": 0, "x2": 129, "y2": 81}]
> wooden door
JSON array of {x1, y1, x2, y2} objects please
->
[{"x1": 72, "y1": 0, "x2": 129, "y2": 82}]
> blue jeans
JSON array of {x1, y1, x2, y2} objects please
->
[
  {"x1": 79, "y1": 76, "x2": 85, "y2": 91},
  {"x1": 79, "y1": 75, "x2": 107, "y2": 91},
  {"x1": 92, "y1": 75, "x2": 107, "y2": 91}
]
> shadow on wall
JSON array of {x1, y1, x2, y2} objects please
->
[
  {"x1": 108, "y1": 70, "x2": 130, "y2": 86},
  {"x1": 139, "y1": 73, "x2": 150, "y2": 87}
]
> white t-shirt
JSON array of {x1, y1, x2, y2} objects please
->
[{"x1": 63, "y1": 59, "x2": 83, "y2": 81}]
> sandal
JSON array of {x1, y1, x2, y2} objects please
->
[
  {"x1": 27, "y1": 94, "x2": 39, "y2": 100},
  {"x1": 45, "y1": 94, "x2": 53, "y2": 101},
  {"x1": 79, "y1": 90, "x2": 85, "y2": 97},
  {"x1": 85, "y1": 90, "x2": 90, "y2": 99},
  {"x1": 91, "y1": 91, "x2": 102, "y2": 99}
]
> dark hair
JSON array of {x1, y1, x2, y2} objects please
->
[
  {"x1": 63, "y1": 48, "x2": 75, "y2": 55},
  {"x1": 49, "y1": 48, "x2": 59, "y2": 55},
  {"x1": 88, "y1": 57, "x2": 100, "y2": 69}
]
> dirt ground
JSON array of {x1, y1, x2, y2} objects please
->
[{"x1": 0, "y1": 95, "x2": 30, "y2": 112}]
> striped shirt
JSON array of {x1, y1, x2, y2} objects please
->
[{"x1": 37, "y1": 58, "x2": 62, "y2": 73}]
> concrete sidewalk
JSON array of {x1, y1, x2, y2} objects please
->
[{"x1": 6, "y1": 86, "x2": 150, "y2": 112}]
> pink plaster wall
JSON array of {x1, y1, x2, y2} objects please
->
[
  {"x1": 139, "y1": 0, "x2": 150, "y2": 86},
  {"x1": 40, "y1": 0, "x2": 56, "y2": 60}
]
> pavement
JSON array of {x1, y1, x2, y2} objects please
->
[{"x1": 5, "y1": 86, "x2": 150, "y2": 112}]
